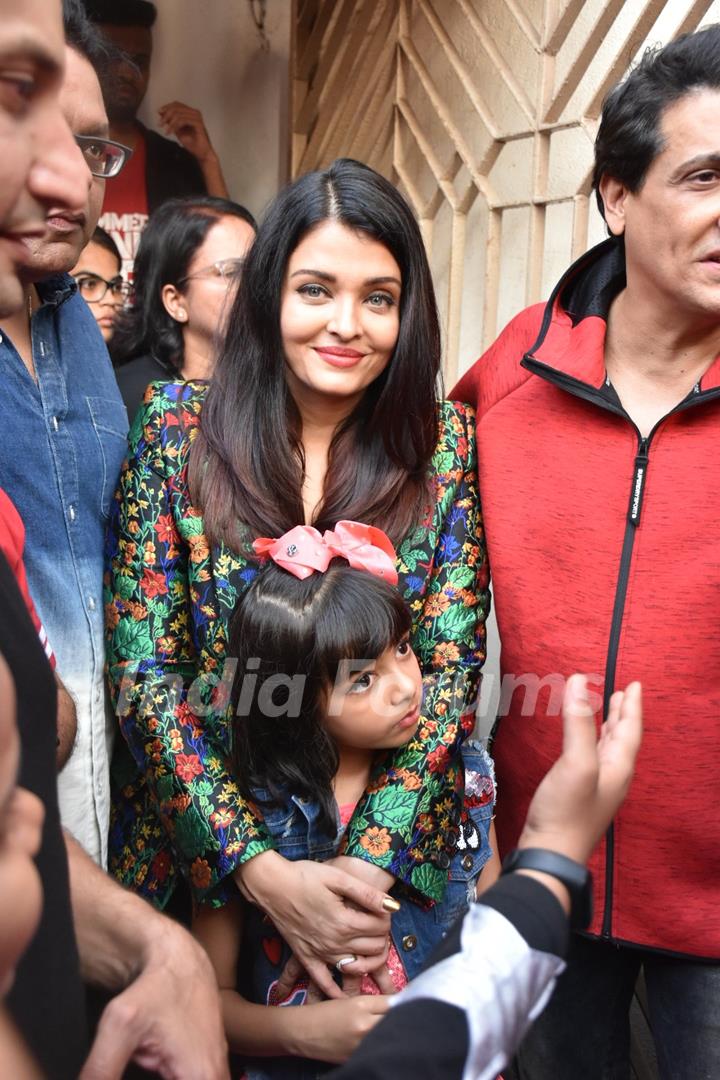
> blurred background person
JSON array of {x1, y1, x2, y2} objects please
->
[
  {"x1": 113, "y1": 195, "x2": 255, "y2": 422},
  {"x1": 85, "y1": 0, "x2": 230, "y2": 277},
  {"x1": 70, "y1": 225, "x2": 128, "y2": 344}
]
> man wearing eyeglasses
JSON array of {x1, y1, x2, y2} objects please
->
[{"x1": 0, "y1": 7, "x2": 129, "y2": 869}]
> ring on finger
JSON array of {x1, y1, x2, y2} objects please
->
[{"x1": 335, "y1": 955, "x2": 357, "y2": 972}]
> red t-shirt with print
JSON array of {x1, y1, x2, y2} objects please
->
[{"x1": 98, "y1": 130, "x2": 149, "y2": 280}]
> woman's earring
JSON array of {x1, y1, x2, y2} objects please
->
[{"x1": 177, "y1": 309, "x2": 187, "y2": 321}]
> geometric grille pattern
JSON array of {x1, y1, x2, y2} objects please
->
[{"x1": 292, "y1": 0, "x2": 720, "y2": 381}]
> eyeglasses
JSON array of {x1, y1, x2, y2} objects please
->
[
  {"x1": 74, "y1": 134, "x2": 133, "y2": 179},
  {"x1": 73, "y1": 273, "x2": 131, "y2": 304},
  {"x1": 178, "y1": 258, "x2": 246, "y2": 285}
]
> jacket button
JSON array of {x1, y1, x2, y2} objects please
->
[
  {"x1": 402, "y1": 934, "x2": 417, "y2": 951},
  {"x1": 461, "y1": 854, "x2": 474, "y2": 872}
]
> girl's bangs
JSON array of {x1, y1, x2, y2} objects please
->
[{"x1": 314, "y1": 571, "x2": 412, "y2": 681}]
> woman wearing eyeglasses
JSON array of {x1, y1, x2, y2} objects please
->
[
  {"x1": 70, "y1": 227, "x2": 129, "y2": 345},
  {"x1": 111, "y1": 195, "x2": 256, "y2": 423}
]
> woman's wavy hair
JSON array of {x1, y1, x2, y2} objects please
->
[
  {"x1": 111, "y1": 195, "x2": 256, "y2": 372},
  {"x1": 189, "y1": 158, "x2": 442, "y2": 550},
  {"x1": 229, "y1": 561, "x2": 411, "y2": 835}
]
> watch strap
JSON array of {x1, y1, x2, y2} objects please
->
[{"x1": 501, "y1": 847, "x2": 593, "y2": 930}]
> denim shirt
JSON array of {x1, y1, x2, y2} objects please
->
[
  {"x1": 239, "y1": 742, "x2": 495, "y2": 1080},
  {"x1": 0, "y1": 274, "x2": 128, "y2": 864}
]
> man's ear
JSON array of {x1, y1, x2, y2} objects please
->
[
  {"x1": 161, "y1": 283, "x2": 187, "y2": 323},
  {"x1": 598, "y1": 175, "x2": 629, "y2": 237}
]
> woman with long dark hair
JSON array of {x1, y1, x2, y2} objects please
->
[
  {"x1": 112, "y1": 195, "x2": 256, "y2": 421},
  {"x1": 105, "y1": 159, "x2": 490, "y2": 993}
]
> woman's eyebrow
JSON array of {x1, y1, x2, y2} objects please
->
[
  {"x1": 289, "y1": 268, "x2": 335, "y2": 281},
  {"x1": 365, "y1": 276, "x2": 401, "y2": 288},
  {"x1": 289, "y1": 269, "x2": 401, "y2": 287}
]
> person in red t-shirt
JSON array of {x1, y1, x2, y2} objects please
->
[{"x1": 87, "y1": 0, "x2": 230, "y2": 277}]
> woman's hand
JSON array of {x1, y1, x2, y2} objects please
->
[
  {"x1": 284, "y1": 996, "x2": 390, "y2": 1064},
  {"x1": 235, "y1": 852, "x2": 394, "y2": 999}
]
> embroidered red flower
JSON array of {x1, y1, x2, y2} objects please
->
[
  {"x1": 174, "y1": 753, "x2": 203, "y2": 783},
  {"x1": 151, "y1": 850, "x2": 171, "y2": 883},
  {"x1": 155, "y1": 514, "x2": 177, "y2": 544},
  {"x1": 427, "y1": 745, "x2": 450, "y2": 773},
  {"x1": 141, "y1": 568, "x2": 168, "y2": 598}
]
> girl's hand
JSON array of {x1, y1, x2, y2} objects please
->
[
  {"x1": 235, "y1": 853, "x2": 393, "y2": 999},
  {"x1": 285, "y1": 995, "x2": 390, "y2": 1063}
]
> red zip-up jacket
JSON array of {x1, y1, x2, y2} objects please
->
[{"x1": 452, "y1": 238, "x2": 720, "y2": 958}]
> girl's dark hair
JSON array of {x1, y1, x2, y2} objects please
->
[
  {"x1": 189, "y1": 158, "x2": 441, "y2": 550},
  {"x1": 594, "y1": 24, "x2": 720, "y2": 220},
  {"x1": 229, "y1": 561, "x2": 412, "y2": 836},
  {"x1": 111, "y1": 195, "x2": 257, "y2": 372},
  {"x1": 89, "y1": 225, "x2": 121, "y2": 268}
]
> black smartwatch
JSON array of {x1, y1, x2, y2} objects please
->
[{"x1": 501, "y1": 847, "x2": 593, "y2": 930}]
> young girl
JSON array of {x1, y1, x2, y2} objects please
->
[{"x1": 193, "y1": 521, "x2": 497, "y2": 1077}]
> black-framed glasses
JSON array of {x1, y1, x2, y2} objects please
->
[
  {"x1": 73, "y1": 273, "x2": 131, "y2": 304},
  {"x1": 178, "y1": 257, "x2": 246, "y2": 285},
  {"x1": 74, "y1": 134, "x2": 133, "y2": 179}
]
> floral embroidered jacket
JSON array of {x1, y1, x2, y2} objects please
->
[{"x1": 105, "y1": 381, "x2": 489, "y2": 908}]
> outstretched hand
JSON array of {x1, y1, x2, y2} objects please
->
[{"x1": 519, "y1": 674, "x2": 642, "y2": 866}]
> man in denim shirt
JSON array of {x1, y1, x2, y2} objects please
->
[{"x1": 0, "y1": 23, "x2": 129, "y2": 865}]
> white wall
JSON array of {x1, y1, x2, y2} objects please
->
[{"x1": 140, "y1": 0, "x2": 291, "y2": 221}]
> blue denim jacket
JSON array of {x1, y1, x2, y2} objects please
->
[
  {"x1": 239, "y1": 742, "x2": 495, "y2": 1079},
  {"x1": 0, "y1": 274, "x2": 128, "y2": 863}
]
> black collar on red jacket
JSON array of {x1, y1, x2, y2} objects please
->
[
  {"x1": 521, "y1": 236, "x2": 720, "y2": 399},
  {"x1": 522, "y1": 238, "x2": 624, "y2": 389}
]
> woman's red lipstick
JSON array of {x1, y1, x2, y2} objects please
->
[{"x1": 313, "y1": 345, "x2": 366, "y2": 368}]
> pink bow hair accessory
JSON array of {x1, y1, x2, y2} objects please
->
[
  {"x1": 252, "y1": 525, "x2": 333, "y2": 580},
  {"x1": 323, "y1": 520, "x2": 398, "y2": 585},
  {"x1": 252, "y1": 520, "x2": 398, "y2": 584}
]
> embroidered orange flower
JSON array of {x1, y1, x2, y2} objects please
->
[
  {"x1": 359, "y1": 827, "x2": 392, "y2": 857},
  {"x1": 425, "y1": 592, "x2": 450, "y2": 617},
  {"x1": 105, "y1": 602, "x2": 120, "y2": 629},
  {"x1": 190, "y1": 857, "x2": 212, "y2": 890},
  {"x1": 210, "y1": 808, "x2": 237, "y2": 830},
  {"x1": 188, "y1": 534, "x2": 210, "y2": 563},
  {"x1": 366, "y1": 771, "x2": 389, "y2": 794},
  {"x1": 432, "y1": 642, "x2": 460, "y2": 666},
  {"x1": 396, "y1": 769, "x2": 422, "y2": 791}
]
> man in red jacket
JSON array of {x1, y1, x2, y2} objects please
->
[{"x1": 452, "y1": 24, "x2": 720, "y2": 1080}]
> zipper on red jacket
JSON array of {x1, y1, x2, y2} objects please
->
[
  {"x1": 522, "y1": 354, "x2": 720, "y2": 938},
  {"x1": 600, "y1": 434, "x2": 648, "y2": 935}
]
